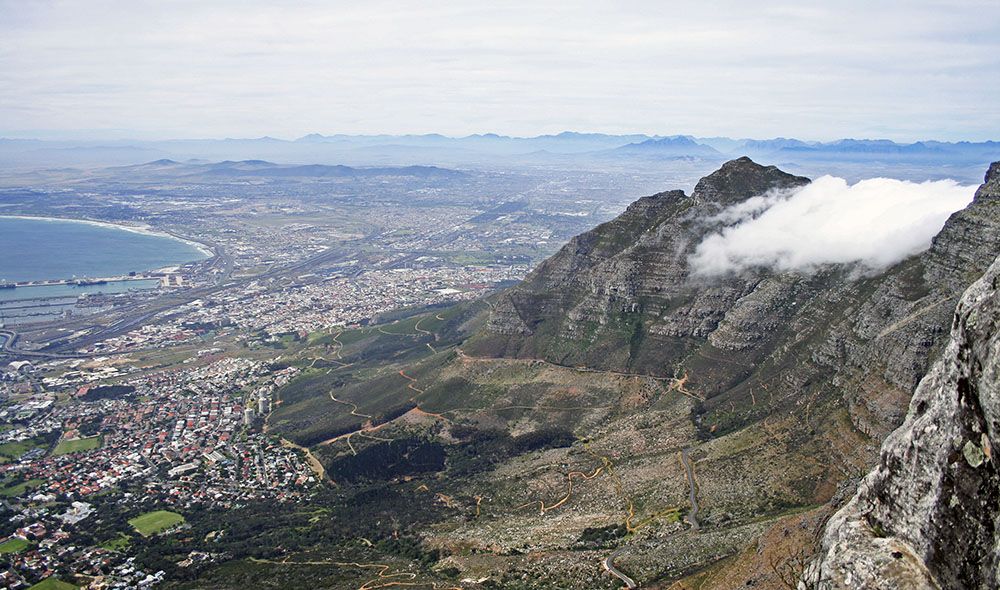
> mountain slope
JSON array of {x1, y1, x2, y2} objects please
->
[
  {"x1": 260, "y1": 158, "x2": 1000, "y2": 589},
  {"x1": 467, "y1": 158, "x2": 1000, "y2": 447},
  {"x1": 807, "y1": 249, "x2": 1000, "y2": 589}
]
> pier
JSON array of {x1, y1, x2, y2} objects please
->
[{"x1": 1, "y1": 274, "x2": 157, "y2": 289}]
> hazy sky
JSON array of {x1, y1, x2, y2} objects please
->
[{"x1": 1, "y1": 0, "x2": 997, "y2": 141}]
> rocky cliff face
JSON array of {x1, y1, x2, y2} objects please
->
[
  {"x1": 467, "y1": 158, "x2": 1000, "y2": 463},
  {"x1": 267, "y1": 158, "x2": 1000, "y2": 589},
  {"x1": 805, "y1": 251, "x2": 1000, "y2": 589},
  {"x1": 468, "y1": 157, "x2": 811, "y2": 374}
]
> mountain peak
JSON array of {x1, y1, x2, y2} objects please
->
[
  {"x1": 691, "y1": 156, "x2": 810, "y2": 206},
  {"x1": 987, "y1": 160, "x2": 1000, "y2": 183}
]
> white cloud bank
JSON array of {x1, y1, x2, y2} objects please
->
[{"x1": 689, "y1": 176, "x2": 976, "y2": 276}]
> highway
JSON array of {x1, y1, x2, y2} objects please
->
[
  {"x1": 4, "y1": 238, "x2": 372, "y2": 357},
  {"x1": 0, "y1": 329, "x2": 90, "y2": 359},
  {"x1": 1, "y1": 221, "x2": 478, "y2": 360}
]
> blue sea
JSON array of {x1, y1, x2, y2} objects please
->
[{"x1": 0, "y1": 216, "x2": 208, "y2": 301}]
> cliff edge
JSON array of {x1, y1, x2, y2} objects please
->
[{"x1": 806, "y1": 250, "x2": 1000, "y2": 588}]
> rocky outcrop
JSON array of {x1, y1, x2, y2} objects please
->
[
  {"x1": 805, "y1": 253, "x2": 1000, "y2": 589},
  {"x1": 467, "y1": 157, "x2": 812, "y2": 374},
  {"x1": 468, "y1": 158, "x2": 1000, "y2": 462}
]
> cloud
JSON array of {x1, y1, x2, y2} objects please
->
[
  {"x1": 689, "y1": 175, "x2": 976, "y2": 275},
  {"x1": 0, "y1": 0, "x2": 997, "y2": 139}
]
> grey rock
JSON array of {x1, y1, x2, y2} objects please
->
[
  {"x1": 468, "y1": 158, "x2": 1000, "y2": 453},
  {"x1": 805, "y1": 253, "x2": 1000, "y2": 589}
]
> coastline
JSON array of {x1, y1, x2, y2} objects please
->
[{"x1": 0, "y1": 214, "x2": 214, "y2": 258}]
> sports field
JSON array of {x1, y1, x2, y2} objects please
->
[
  {"x1": 52, "y1": 436, "x2": 101, "y2": 456},
  {"x1": 0, "y1": 537, "x2": 30, "y2": 554},
  {"x1": 28, "y1": 578, "x2": 78, "y2": 590},
  {"x1": 128, "y1": 510, "x2": 185, "y2": 536}
]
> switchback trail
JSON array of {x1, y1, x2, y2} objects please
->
[
  {"x1": 329, "y1": 394, "x2": 372, "y2": 419},
  {"x1": 247, "y1": 558, "x2": 461, "y2": 590},
  {"x1": 455, "y1": 348, "x2": 704, "y2": 401},
  {"x1": 516, "y1": 465, "x2": 604, "y2": 515}
]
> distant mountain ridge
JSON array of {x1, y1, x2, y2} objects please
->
[
  {"x1": 2, "y1": 133, "x2": 998, "y2": 182},
  {"x1": 609, "y1": 136, "x2": 721, "y2": 157},
  {"x1": 111, "y1": 159, "x2": 466, "y2": 179}
]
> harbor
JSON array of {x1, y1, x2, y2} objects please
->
[{"x1": 0, "y1": 274, "x2": 156, "y2": 289}]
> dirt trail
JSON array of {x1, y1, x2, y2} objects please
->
[
  {"x1": 876, "y1": 297, "x2": 952, "y2": 340},
  {"x1": 279, "y1": 437, "x2": 333, "y2": 485},
  {"x1": 329, "y1": 394, "x2": 372, "y2": 418},
  {"x1": 517, "y1": 466, "x2": 604, "y2": 515},
  {"x1": 316, "y1": 421, "x2": 391, "y2": 448},
  {"x1": 455, "y1": 348, "x2": 704, "y2": 400},
  {"x1": 398, "y1": 369, "x2": 425, "y2": 395},
  {"x1": 330, "y1": 331, "x2": 344, "y2": 357},
  {"x1": 248, "y1": 558, "x2": 461, "y2": 590},
  {"x1": 397, "y1": 371, "x2": 454, "y2": 423},
  {"x1": 413, "y1": 317, "x2": 432, "y2": 336}
]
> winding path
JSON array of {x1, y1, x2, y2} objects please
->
[
  {"x1": 603, "y1": 547, "x2": 637, "y2": 589},
  {"x1": 680, "y1": 448, "x2": 700, "y2": 531}
]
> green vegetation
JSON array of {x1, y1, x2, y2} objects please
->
[
  {"x1": 0, "y1": 434, "x2": 55, "y2": 463},
  {"x1": 575, "y1": 524, "x2": 627, "y2": 548},
  {"x1": 446, "y1": 250, "x2": 498, "y2": 265},
  {"x1": 0, "y1": 478, "x2": 45, "y2": 497},
  {"x1": 141, "y1": 487, "x2": 449, "y2": 590},
  {"x1": 129, "y1": 510, "x2": 185, "y2": 536},
  {"x1": 0, "y1": 536, "x2": 30, "y2": 554},
  {"x1": 100, "y1": 533, "x2": 132, "y2": 551},
  {"x1": 53, "y1": 435, "x2": 102, "y2": 455},
  {"x1": 325, "y1": 437, "x2": 445, "y2": 483},
  {"x1": 79, "y1": 384, "x2": 136, "y2": 401},
  {"x1": 28, "y1": 578, "x2": 78, "y2": 590}
]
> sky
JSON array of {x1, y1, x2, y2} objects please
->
[{"x1": 1, "y1": 0, "x2": 998, "y2": 141}]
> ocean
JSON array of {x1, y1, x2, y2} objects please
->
[{"x1": 0, "y1": 216, "x2": 208, "y2": 303}]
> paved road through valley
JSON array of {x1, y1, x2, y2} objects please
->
[
  {"x1": 603, "y1": 546, "x2": 637, "y2": 589},
  {"x1": 681, "y1": 448, "x2": 700, "y2": 531}
]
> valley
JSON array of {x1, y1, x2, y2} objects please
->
[{"x1": 2, "y1": 156, "x2": 998, "y2": 589}]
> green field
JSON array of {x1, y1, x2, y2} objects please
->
[
  {"x1": 0, "y1": 438, "x2": 46, "y2": 463},
  {"x1": 0, "y1": 478, "x2": 45, "y2": 497},
  {"x1": 0, "y1": 536, "x2": 30, "y2": 554},
  {"x1": 52, "y1": 435, "x2": 102, "y2": 456},
  {"x1": 28, "y1": 578, "x2": 77, "y2": 590},
  {"x1": 100, "y1": 533, "x2": 131, "y2": 551},
  {"x1": 128, "y1": 510, "x2": 185, "y2": 536}
]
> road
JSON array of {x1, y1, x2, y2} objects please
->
[
  {"x1": 603, "y1": 546, "x2": 637, "y2": 589},
  {"x1": 5, "y1": 237, "x2": 380, "y2": 358},
  {"x1": 0, "y1": 329, "x2": 89, "y2": 359},
  {"x1": 680, "y1": 448, "x2": 700, "y2": 531}
]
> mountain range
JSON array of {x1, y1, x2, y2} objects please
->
[
  {"x1": 2, "y1": 133, "x2": 998, "y2": 183},
  {"x1": 256, "y1": 157, "x2": 1000, "y2": 589},
  {"x1": 108, "y1": 158, "x2": 467, "y2": 180}
]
